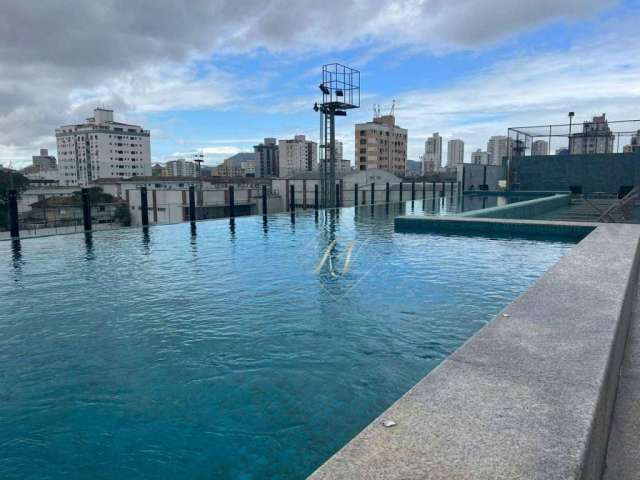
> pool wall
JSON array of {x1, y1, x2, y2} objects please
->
[
  {"x1": 310, "y1": 222, "x2": 640, "y2": 479},
  {"x1": 394, "y1": 216, "x2": 595, "y2": 240},
  {"x1": 460, "y1": 193, "x2": 571, "y2": 219}
]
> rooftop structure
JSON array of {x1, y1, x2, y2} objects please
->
[
  {"x1": 318, "y1": 63, "x2": 360, "y2": 208},
  {"x1": 507, "y1": 115, "x2": 640, "y2": 159}
]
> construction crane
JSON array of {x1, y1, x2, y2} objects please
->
[{"x1": 389, "y1": 99, "x2": 395, "y2": 117}]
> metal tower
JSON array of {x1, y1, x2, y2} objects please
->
[{"x1": 314, "y1": 64, "x2": 360, "y2": 208}]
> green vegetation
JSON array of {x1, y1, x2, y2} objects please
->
[{"x1": 113, "y1": 203, "x2": 131, "y2": 226}]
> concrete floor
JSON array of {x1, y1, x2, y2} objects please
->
[{"x1": 603, "y1": 283, "x2": 640, "y2": 479}]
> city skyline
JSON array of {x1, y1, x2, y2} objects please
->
[{"x1": 1, "y1": 1, "x2": 640, "y2": 169}]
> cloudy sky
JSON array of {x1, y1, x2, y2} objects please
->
[{"x1": 1, "y1": 0, "x2": 639, "y2": 168}]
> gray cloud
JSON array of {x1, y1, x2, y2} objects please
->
[{"x1": 0, "y1": 0, "x2": 617, "y2": 166}]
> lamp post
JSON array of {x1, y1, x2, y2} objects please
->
[{"x1": 568, "y1": 112, "x2": 575, "y2": 154}]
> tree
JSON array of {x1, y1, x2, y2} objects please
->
[
  {"x1": 113, "y1": 203, "x2": 131, "y2": 226},
  {"x1": 0, "y1": 170, "x2": 29, "y2": 229}
]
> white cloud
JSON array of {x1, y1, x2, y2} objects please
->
[
  {"x1": 0, "y1": 0, "x2": 617, "y2": 168},
  {"x1": 363, "y1": 26, "x2": 640, "y2": 162}
]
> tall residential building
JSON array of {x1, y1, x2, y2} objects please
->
[
  {"x1": 165, "y1": 159, "x2": 196, "y2": 177},
  {"x1": 422, "y1": 133, "x2": 442, "y2": 174},
  {"x1": 569, "y1": 114, "x2": 615, "y2": 154},
  {"x1": 355, "y1": 115, "x2": 407, "y2": 176},
  {"x1": 32, "y1": 149, "x2": 57, "y2": 170},
  {"x1": 471, "y1": 149, "x2": 490, "y2": 165},
  {"x1": 487, "y1": 136, "x2": 512, "y2": 166},
  {"x1": 531, "y1": 140, "x2": 549, "y2": 156},
  {"x1": 254, "y1": 138, "x2": 279, "y2": 177},
  {"x1": 446, "y1": 139, "x2": 464, "y2": 169},
  {"x1": 278, "y1": 135, "x2": 318, "y2": 178},
  {"x1": 56, "y1": 107, "x2": 151, "y2": 186}
]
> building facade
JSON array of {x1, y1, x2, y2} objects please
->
[
  {"x1": 487, "y1": 136, "x2": 512, "y2": 166},
  {"x1": 165, "y1": 159, "x2": 196, "y2": 177},
  {"x1": 278, "y1": 135, "x2": 318, "y2": 178},
  {"x1": 624, "y1": 130, "x2": 640, "y2": 153},
  {"x1": 32, "y1": 149, "x2": 57, "y2": 170},
  {"x1": 254, "y1": 138, "x2": 279, "y2": 177},
  {"x1": 55, "y1": 108, "x2": 151, "y2": 186},
  {"x1": 569, "y1": 114, "x2": 615, "y2": 155},
  {"x1": 355, "y1": 115, "x2": 407, "y2": 176},
  {"x1": 471, "y1": 149, "x2": 490, "y2": 165},
  {"x1": 422, "y1": 133, "x2": 442, "y2": 174},
  {"x1": 531, "y1": 140, "x2": 549, "y2": 156},
  {"x1": 446, "y1": 139, "x2": 464, "y2": 169}
]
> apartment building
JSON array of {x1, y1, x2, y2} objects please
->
[
  {"x1": 165, "y1": 159, "x2": 196, "y2": 177},
  {"x1": 254, "y1": 138, "x2": 279, "y2": 177},
  {"x1": 279, "y1": 135, "x2": 317, "y2": 178},
  {"x1": 355, "y1": 115, "x2": 407, "y2": 176},
  {"x1": 55, "y1": 107, "x2": 151, "y2": 186},
  {"x1": 446, "y1": 139, "x2": 464, "y2": 169}
]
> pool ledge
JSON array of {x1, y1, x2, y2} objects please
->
[
  {"x1": 394, "y1": 215, "x2": 597, "y2": 240},
  {"x1": 309, "y1": 223, "x2": 640, "y2": 479}
]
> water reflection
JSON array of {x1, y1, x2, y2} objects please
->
[
  {"x1": 84, "y1": 232, "x2": 95, "y2": 261},
  {"x1": 11, "y1": 239, "x2": 22, "y2": 278},
  {"x1": 229, "y1": 217, "x2": 236, "y2": 240},
  {"x1": 262, "y1": 215, "x2": 269, "y2": 237}
]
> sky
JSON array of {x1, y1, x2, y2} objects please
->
[{"x1": 1, "y1": 0, "x2": 640, "y2": 169}]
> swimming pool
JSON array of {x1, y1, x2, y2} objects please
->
[{"x1": 0, "y1": 200, "x2": 574, "y2": 479}]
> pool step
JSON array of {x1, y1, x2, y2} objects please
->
[
  {"x1": 603, "y1": 282, "x2": 640, "y2": 479},
  {"x1": 553, "y1": 198, "x2": 626, "y2": 223}
]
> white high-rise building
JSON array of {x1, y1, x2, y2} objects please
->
[
  {"x1": 278, "y1": 135, "x2": 317, "y2": 178},
  {"x1": 355, "y1": 115, "x2": 407, "y2": 176},
  {"x1": 165, "y1": 159, "x2": 196, "y2": 177},
  {"x1": 471, "y1": 149, "x2": 490, "y2": 165},
  {"x1": 422, "y1": 133, "x2": 442, "y2": 174},
  {"x1": 446, "y1": 139, "x2": 464, "y2": 169},
  {"x1": 487, "y1": 136, "x2": 511, "y2": 166},
  {"x1": 531, "y1": 140, "x2": 549, "y2": 156},
  {"x1": 56, "y1": 107, "x2": 151, "y2": 186}
]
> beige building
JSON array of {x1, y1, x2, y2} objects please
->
[
  {"x1": 279, "y1": 135, "x2": 317, "y2": 178},
  {"x1": 569, "y1": 114, "x2": 615, "y2": 154},
  {"x1": 355, "y1": 115, "x2": 407, "y2": 176}
]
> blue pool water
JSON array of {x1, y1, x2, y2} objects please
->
[{"x1": 0, "y1": 200, "x2": 574, "y2": 479}]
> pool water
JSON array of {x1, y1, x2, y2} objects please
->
[{"x1": 0, "y1": 200, "x2": 574, "y2": 479}]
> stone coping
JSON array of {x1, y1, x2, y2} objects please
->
[{"x1": 309, "y1": 223, "x2": 640, "y2": 479}]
